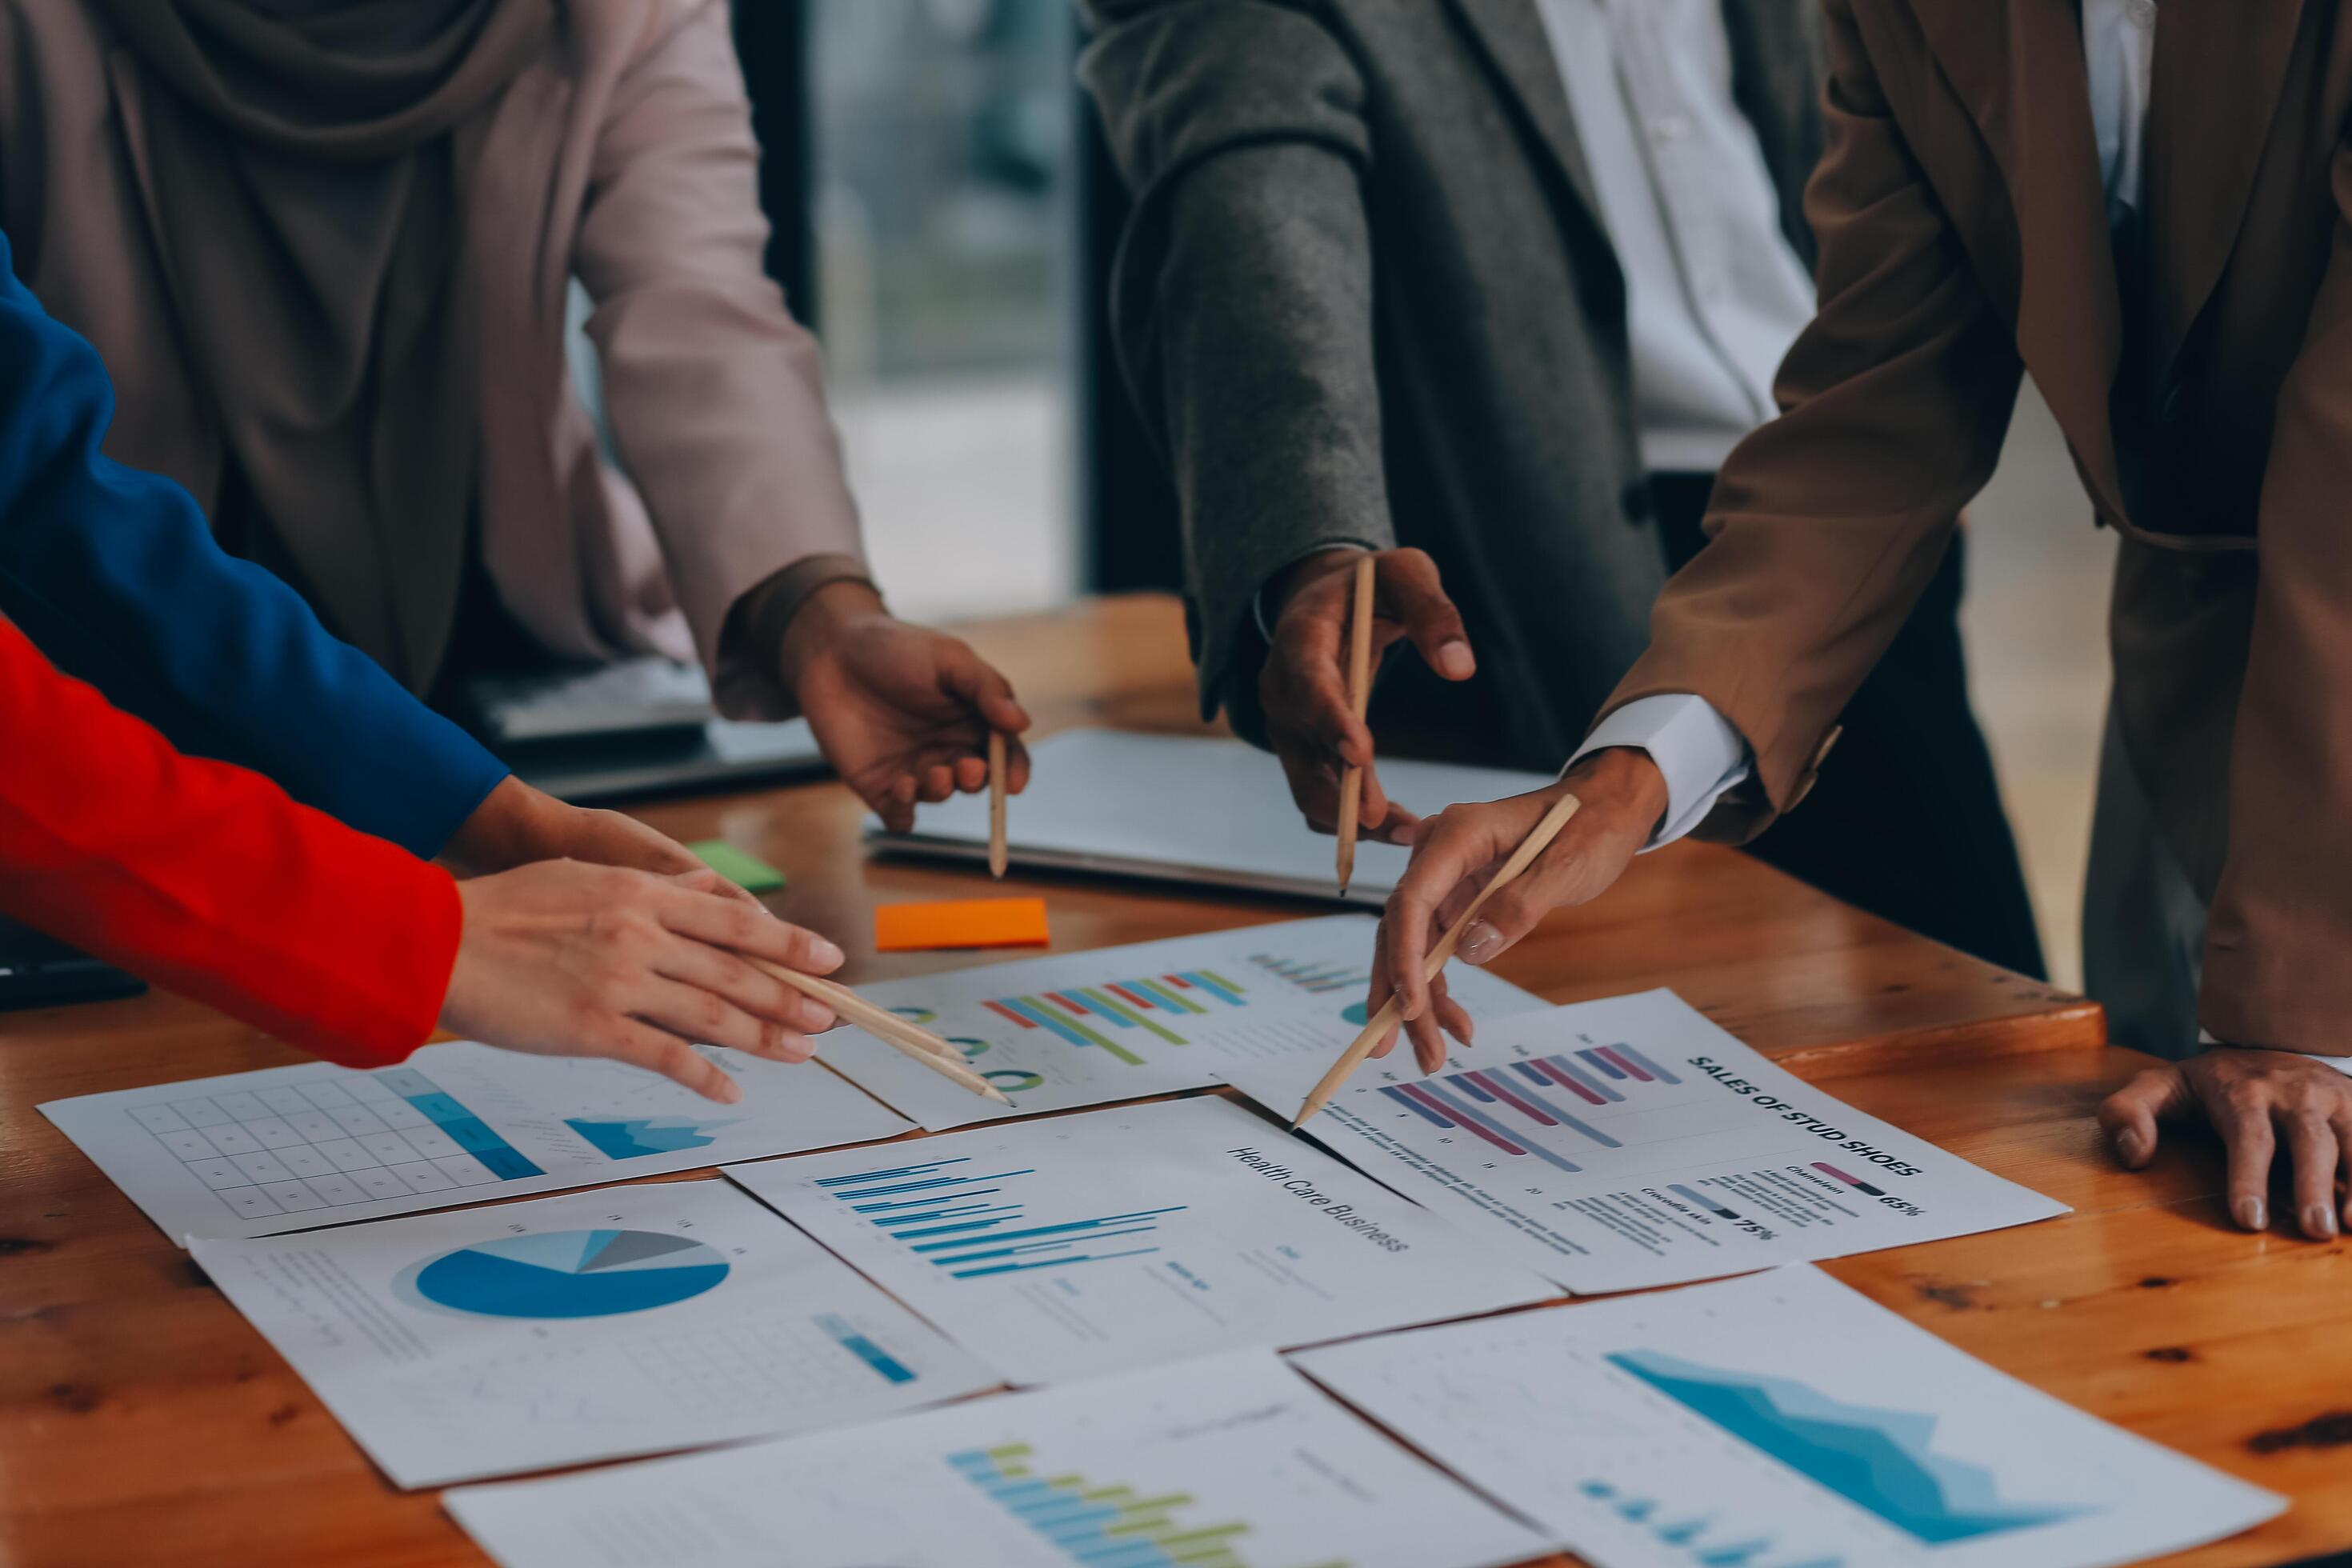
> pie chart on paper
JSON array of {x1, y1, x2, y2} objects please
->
[{"x1": 402, "y1": 1230, "x2": 730, "y2": 1320}]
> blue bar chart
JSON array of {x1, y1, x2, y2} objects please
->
[{"x1": 815, "y1": 1154, "x2": 1186, "y2": 1278}]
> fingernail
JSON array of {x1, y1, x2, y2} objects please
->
[
  {"x1": 2305, "y1": 1204, "x2": 2338, "y2": 1238},
  {"x1": 1436, "y1": 640, "x2": 1474, "y2": 680},
  {"x1": 810, "y1": 936, "x2": 846, "y2": 968},
  {"x1": 718, "y1": 1078, "x2": 744, "y2": 1105},
  {"x1": 2235, "y1": 1196, "x2": 2267, "y2": 1231},
  {"x1": 2113, "y1": 1129, "x2": 2145, "y2": 1165},
  {"x1": 1459, "y1": 920, "x2": 1503, "y2": 965}
]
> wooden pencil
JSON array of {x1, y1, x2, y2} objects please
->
[
  {"x1": 1293, "y1": 790, "x2": 1583, "y2": 1126},
  {"x1": 1334, "y1": 554, "x2": 1378, "y2": 895},
  {"x1": 749, "y1": 958, "x2": 1014, "y2": 1106},
  {"x1": 987, "y1": 730, "x2": 1009, "y2": 879}
]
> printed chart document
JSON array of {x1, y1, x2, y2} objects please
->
[
  {"x1": 1296, "y1": 1266, "x2": 2282, "y2": 1568},
  {"x1": 42, "y1": 1040, "x2": 909, "y2": 1243},
  {"x1": 726, "y1": 1096, "x2": 1556, "y2": 1383},
  {"x1": 450, "y1": 1348, "x2": 1546, "y2": 1568},
  {"x1": 817, "y1": 914, "x2": 1543, "y2": 1129},
  {"x1": 192, "y1": 1180, "x2": 998, "y2": 1487},
  {"x1": 1295, "y1": 990, "x2": 2066, "y2": 1292}
]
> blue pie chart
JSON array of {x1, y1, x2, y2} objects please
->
[{"x1": 408, "y1": 1230, "x2": 730, "y2": 1319}]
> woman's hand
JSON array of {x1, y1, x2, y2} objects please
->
[
  {"x1": 445, "y1": 775, "x2": 736, "y2": 893},
  {"x1": 438, "y1": 862, "x2": 846, "y2": 1102},
  {"x1": 1366, "y1": 749, "x2": 1668, "y2": 1070},
  {"x1": 2102, "y1": 1046, "x2": 2352, "y2": 1238},
  {"x1": 780, "y1": 581, "x2": 1031, "y2": 833}
]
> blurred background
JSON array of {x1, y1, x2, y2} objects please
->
[{"x1": 737, "y1": 0, "x2": 2116, "y2": 989}]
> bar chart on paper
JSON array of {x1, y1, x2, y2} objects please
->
[
  {"x1": 446, "y1": 1350, "x2": 1546, "y2": 1568},
  {"x1": 808, "y1": 1154, "x2": 1185, "y2": 1279},
  {"x1": 726, "y1": 1097, "x2": 1554, "y2": 1384},
  {"x1": 42, "y1": 1039, "x2": 910, "y2": 1242},
  {"x1": 816, "y1": 916, "x2": 1547, "y2": 1128},
  {"x1": 1296, "y1": 1267, "x2": 2283, "y2": 1568},
  {"x1": 1301, "y1": 990, "x2": 2066, "y2": 1292},
  {"x1": 190, "y1": 1182, "x2": 999, "y2": 1487}
]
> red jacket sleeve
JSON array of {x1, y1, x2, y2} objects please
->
[{"x1": 0, "y1": 615, "x2": 461, "y2": 1066}]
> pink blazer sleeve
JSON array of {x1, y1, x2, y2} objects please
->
[{"x1": 573, "y1": 1, "x2": 868, "y2": 717}]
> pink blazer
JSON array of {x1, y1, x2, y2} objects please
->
[{"x1": 0, "y1": 0, "x2": 864, "y2": 718}]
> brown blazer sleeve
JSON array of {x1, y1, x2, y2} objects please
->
[
  {"x1": 2198, "y1": 132, "x2": 2352, "y2": 1055},
  {"x1": 1598, "y1": 0, "x2": 2026, "y2": 839}
]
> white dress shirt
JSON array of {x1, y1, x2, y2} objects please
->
[
  {"x1": 1535, "y1": 0, "x2": 1819, "y2": 474},
  {"x1": 1569, "y1": 0, "x2": 2159, "y2": 847}
]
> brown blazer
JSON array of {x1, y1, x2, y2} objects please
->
[
  {"x1": 1606, "y1": 0, "x2": 2350, "y2": 1054},
  {"x1": 0, "y1": 0, "x2": 864, "y2": 718}
]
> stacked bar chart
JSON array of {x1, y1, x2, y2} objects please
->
[
  {"x1": 949, "y1": 1443, "x2": 1290, "y2": 1568},
  {"x1": 980, "y1": 970, "x2": 1247, "y2": 1064},
  {"x1": 814, "y1": 1154, "x2": 1187, "y2": 1279}
]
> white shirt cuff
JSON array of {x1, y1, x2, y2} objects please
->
[
  {"x1": 2200, "y1": 1029, "x2": 2352, "y2": 1075},
  {"x1": 1566, "y1": 694, "x2": 1750, "y2": 850}
]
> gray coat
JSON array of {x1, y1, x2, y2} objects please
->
[{"x1": 1079, "y1": 0, "x2": 1826, "y2": 766}]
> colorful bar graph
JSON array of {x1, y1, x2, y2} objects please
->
[
  {"x1": 1456, "y1": 1070, "x2": 1624, "y2": 1150},
  {"x1": 949, "y1": 1445, "x2": 1266, "y2": 1568},
  {"x1": 1522, "y1": 1054, "x2": 1622, "y2": 1105},
  {"x1": 1411, "y1": 1082, "x2": 1586, "y2": 1174},
  {"x1": 1575, "y1": 1047, "x2": 1629, "y2": 1081},
  {"x1": 1610, "y1": 1043, "x2": 1682, "y2": 1084}
]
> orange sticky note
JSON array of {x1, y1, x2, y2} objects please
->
[{"x1": 875, "y1": 897, "x2": 1052, "y2": 953}]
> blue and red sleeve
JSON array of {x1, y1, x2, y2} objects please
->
[{"x1": 0, "y1": 616, "x2": 461, "y2": 1068}]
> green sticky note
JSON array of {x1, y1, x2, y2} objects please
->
[{"x1": 687, "y1": 838, "x2": 787, "y2": 892}]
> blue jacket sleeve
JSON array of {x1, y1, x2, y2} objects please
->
[{"x1": 0, "y1": 230, "x2": 508, "y2": 858}]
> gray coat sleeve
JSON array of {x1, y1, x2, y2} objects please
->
[{"x1": 1078, "y1": 0, "x2": 1395, "y2": 726}]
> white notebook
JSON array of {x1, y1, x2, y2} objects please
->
[{"x1": 866, "y1": 727, "x2": 1554, "y2": 904}]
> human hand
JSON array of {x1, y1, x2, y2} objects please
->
[
  {"x1": 444, "y1": 775, "x2": 743, "y2": 897},
  {"x1": 1258, "y1": 547, "x2": 1474, "y2": 843},
  {"x1": 779, "y1": 582, "x2": 1031, "y2": 834},
  {"x1": 2100, "y1": 1046, "x2": 2352, "y2": 1238},
  {"x1": 1366, "y1": 750, "x2": 1667, "y2": 1071},
  {"x1": 438, "y1": 862, "x2": 846, "y2": 1102}
]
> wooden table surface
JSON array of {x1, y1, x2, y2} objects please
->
[{"x1": 3, "y1": 595, "x2": 2340, "y2": 1568}]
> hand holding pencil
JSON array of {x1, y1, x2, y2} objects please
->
[{"x1": 1255, "y1": 547, "x2": 1476, "y2": 849}]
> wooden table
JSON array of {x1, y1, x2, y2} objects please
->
[{"x1": 2, "y1": 595, "x2": 2336, "y2": 1568}]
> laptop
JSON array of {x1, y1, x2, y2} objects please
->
[
  {"x1": 0, "y1": 917, "x2": 145, "y2": 1011},
  {"x1": 866, "y1": 727, "x2": 1556, "y2": 906},
  {"x1": 457, "y1": 657, "x2": 827, "y2": 805}
]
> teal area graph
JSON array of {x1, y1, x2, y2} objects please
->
[
  {"x1": 566, "y1": 1115, "x2": 732, "y2": 1160},
  {"x1": 406, "y1": 1230, "x2": 730, "y2": 1318},
  {"x1": 1608, "y1": 1349, "x2": 2086, "y2": 1544}
]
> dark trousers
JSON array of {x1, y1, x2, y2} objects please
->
[{"x1": 1653, "y1": 473, "x2": 2046, "y2": 980}]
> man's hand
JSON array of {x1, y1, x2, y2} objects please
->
[
  {"x1": 779, "y1": 581, "x2": 1031, "y2": 834},
  {"x1": 1259, "y1": 547, "x2": 1474, "y2": 843},
  {"x1": 1367, "y1": 750, "x2": 1668, "y2": 1070},
  {"x1": 2101, "y1": 1046, "x2": 2352, "y2": 1238},
  {"x1": 440, "y1": 863, "x2": 846, "y2": 1102},
  {"x1": 446, "y1": 776, "x2": 727, "y2": 890}
]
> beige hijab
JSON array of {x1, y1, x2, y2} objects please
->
[{"x1": 94, "y1": 0, "x2": 554, "y2": 691}]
